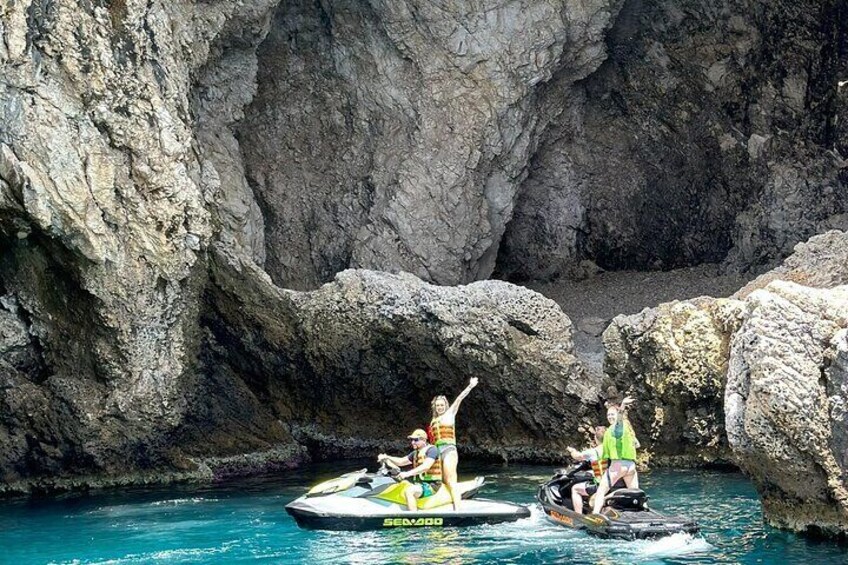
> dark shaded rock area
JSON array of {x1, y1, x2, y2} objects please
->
[{"x1": 499, "y1": 0, "x2": 848, "y2": 280}]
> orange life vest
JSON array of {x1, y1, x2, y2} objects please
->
[
  {"x1": 588, "y1": 446, "x2": 608, "y2": 483},
  {"x1": 430, "y1": 418, "x2": 456, "y2": 446},
  {"x1": 591, "y1": 458, "x2": 609, "y2": 482},
  {"x1": 414, "y1": 444, "x2": 442, "y2": 482}
]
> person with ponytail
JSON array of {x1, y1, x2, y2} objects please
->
[{"x1": 429, "y1": 377, "x2": 478, "y2": 511}]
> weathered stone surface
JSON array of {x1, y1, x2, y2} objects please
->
[
  {"x1": 603, "y1": 297, "x2": 745, "y2": 465},
  {"x1": 203, "y1": 246, "x2": 602, "y2": 461},
  {"x1": 498, "y1": 0, "x2": 848, "y2": 280},
  {"x1": 192, "y1": 0, "x2": 277, "y2": 265},
  {"x1": 0, "y1": 0, "x2": 282, "y2": 484},
  {"x1": 725, "y1": 281, "x2": 848, "y2": 534},
  {"x1": 603, "y1": 230, "x2": 848, "y2": 468},
  {"x1": 240, "y1": 0, "x2": 622, "y2": 289},
  {"x1": 0, "y1": 294, "x2": 41, "y2": 375},
  {"x1": 734, "y1": 230, "x2": 848, "y2": 298}
]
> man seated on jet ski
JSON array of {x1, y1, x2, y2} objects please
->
[
  {"x1": 376, "y1": 429, "x2": 442, "y2": 511},
  {"x1": 565, "y1": 426, "x2": 607, "y2": 514}
]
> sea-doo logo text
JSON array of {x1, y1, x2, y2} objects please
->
[
  {"x1": 549, "y1": 510, "x2": 573, "y2": 526},
  {"x1": 382, "y1": 517, "x2": 444, "y2": 527}
]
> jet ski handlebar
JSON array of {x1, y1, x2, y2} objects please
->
[
  {"x1": 378, "y1": 462, "x2": 402, "y2": 481},
  {"x1": 555, "y1": 460, "x2": 592, "y2": 478}
]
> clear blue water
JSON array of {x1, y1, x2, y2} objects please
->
[{"x1": 0, "y1": 463, "x2": 845, "y2": 564}]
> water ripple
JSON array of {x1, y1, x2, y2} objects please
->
[{"x1": 3, "y1": 465, "x2": 846, "y2": 564}]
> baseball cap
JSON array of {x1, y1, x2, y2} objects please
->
[{"x1": 407, "y1": 429, "x2": 428, "y2": 440}]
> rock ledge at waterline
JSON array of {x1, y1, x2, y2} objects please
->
[{"x1": 604, "y1": 231, "x2": 848, "y2": 534}]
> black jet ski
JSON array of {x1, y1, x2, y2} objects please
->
[
  {"x1": 286, "y1": 465, "x2": 530, "y2": 531},
  {"x1": 536, "y1": 461, "x2": 699, "y2": 540}
]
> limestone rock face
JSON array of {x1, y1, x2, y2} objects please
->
[
  {"x1": 1, "y1": 4, "x2": 846, "y2": 546},
  {"x1": 1, "y1": 0, "x2": 611, "y2": 490},
  {"x1": 239, "y1": 0, "x2": 622, "y2": 289},
  {"x1": 734, "y1": 230, "x2": 848, "y2": 298},
  {"x1": 203, "y1": 247, "x2": 601, "y2": 460},
  {"x1": 603, "y1": 297, "x2": 744, "y2": 464},
  {"x1": 498, "y1": 0, "x2": 848, "y2": 280},
  {"x1": 601, "y1": 231, "x2": 848, "y2": 533},
  {"x1": 725, "y1": 282, "x2": 848, "y2": 534},
  {"x1": 0, "y1": 0, "x2": 279, "y2": 484},
  {"x1": 603, "y1": 231, "x2": 848, "y2": 468}
]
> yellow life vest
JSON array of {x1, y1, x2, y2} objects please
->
[
  {"x1": 430, "y1": 418, "x2": 456, "y2": 446},
  {"x1": 414, "y1": 444, "x2": 442, "y2": 482}
]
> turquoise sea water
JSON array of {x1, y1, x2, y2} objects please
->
[{"x1": 0, "y1": 463, "x2": 845, "y2": 564}]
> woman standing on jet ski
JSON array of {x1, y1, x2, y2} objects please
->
[
  {"x1": 429, "y1": 376, "x2": 478, "y2": 511},
  {"x1": 592, "y1": 395, "x2": 639, "y2": 515}
]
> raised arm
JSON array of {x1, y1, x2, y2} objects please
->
[
  {"x1": 613, "y1": 396, "x2": 635, "y2": 436},
  {"x1": 566, "y1": 446, "x2": 586, "y2": 461},
  {"x1": 447, "y1": 377, "x2": 479, "y2": 415}
]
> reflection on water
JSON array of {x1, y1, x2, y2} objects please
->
[{"x1": 0, "y1": 463, "x2": 845, "y2": 564}]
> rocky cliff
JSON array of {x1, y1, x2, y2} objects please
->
[
  {"x1": 500, "y1": 0, "x2": 848, "y2": 280},
  {"x1": 604, "y1": 230, "x2": 848, "y2": 532},
  {"x1": 199, "y1": 246, "x2": 601, "y2": 462},
  {"x1": 1, "y1": 0, "x2": 847, "y2": 537},
  {"x1": 726, "y1": 280, "x2": 848, "y2": 535},
  {"x1": 239, "y1": 0, "x2": 623, "y2": 289}
]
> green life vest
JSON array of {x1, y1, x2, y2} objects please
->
[{"x1": 602, "y1": 421, "x2": 637, "y2": 461}]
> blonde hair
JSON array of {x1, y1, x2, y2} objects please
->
[{"x1": 431, "y1": 395, "x2": 449, "y2": 418}]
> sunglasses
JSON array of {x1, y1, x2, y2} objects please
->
[{"x1": 409, "y1": 438, "x2": 424, "y2": 443}]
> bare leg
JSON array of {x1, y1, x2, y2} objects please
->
[
  {"x1": 572, "y1": 482, "x2": 588, "y2": 514},
  {"x1": 624, "y1": 468, "x2": 638, "y2": 489},
  {"x1": 593, "y1": 464, "x2": 624, "y2": 515},
  {"x1": 442, "y1": 449, "x2": 460, "y2": 511},
  {"x1": 592, "y1": 474, "x2": 611, "y2": 514},
  {"x1": 404, "y1": 485, "x2": 422, "y2": 511}
]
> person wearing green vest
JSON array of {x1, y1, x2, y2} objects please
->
[{"x1": 592, "y1": 396, "x2": 639, "y2": 515}]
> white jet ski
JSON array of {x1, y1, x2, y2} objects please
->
[{"x1": 285, "y1": 465, "x2": 530, "y2": 531}]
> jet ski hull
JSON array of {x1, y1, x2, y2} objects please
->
[
  {"x1": 537, "y1": 494, "x2": 699, "y2": 540},
  {"x1": 287, "y1": 499, "x2": 530, "y2": 531},
  {"x1": 536, "y1": 465, "x2": 700, "y2": 540}
]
